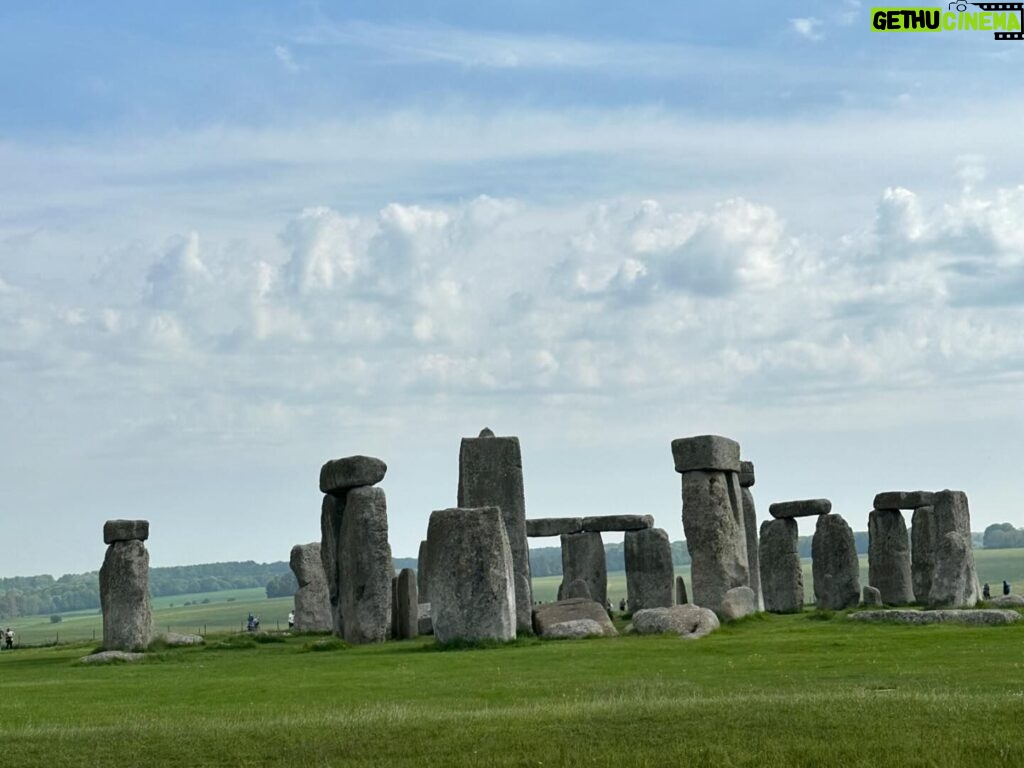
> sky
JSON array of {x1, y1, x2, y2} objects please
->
[{"x1": 1, "y1": 1, "x2": 1023, "y2": 577}]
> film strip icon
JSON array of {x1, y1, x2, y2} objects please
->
[{"x1": 969, "y1": 2, "x2": 1024, "y2": 38}]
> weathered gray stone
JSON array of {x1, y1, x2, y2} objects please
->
[
  {"x1": 320, "y1": 494, "x2": 343, "y2": 635},
  {"x1": 561, "y1": 531, "x2": 607, "y2": 608},
  {"x1": 671, "y1": 435, "x2": 741, "y2": 473},
  {"x1": 417, "y1": 603, "x2": 433, "y2": 635},
  {"x1": 542, "y1": 619, "x2": 609, "y2": 639},
  {"x1": 624, "y1": 527, "x2": 674, "y2": 611},
  {"x1": 988, "y1": 594, "x2": 1024, "y2": 607},
  {"x1": 911, "y1": 505, "x2": 934, "y2": 603},
  {"x1": 741, "y1": 487, "x2": 763, "y2": 611},
  {"x1": 319, "y1": 455, "x2": 387, "y2": 495},
  {"x1": 681, "y1": 470, "x2": 749, "y2": 615},
  {"x1": 812, "y1": 513, "x2": 860, "y2": 611},
  {"x1": 739, "y1": 460, "x2": 755, "y2": 489},
  {"x1": 390, "y1": 575, "x2": 399, "y2": 639},
  {"x1": 927, "y1": 490, "x2": 980, "y2": 608},
  {"x1": 563, "y1": 579, "x2": 592, "y2": 600},
  {"x1": 427, "y1": 506, "x2": 516, "y2": 644},
  {"x1": 632, "y1": 605, "x2": 720, "y2": 639},
  {"x1": 532, "y1": 599, "x2": 617, "y2": 638},
  {"x1": 290, "y1": 542, "x2": 332, "y2": 632},
  {"x1": 868, "y1": 509, "x2": 913, "y2": 605},
  {"x1": 103, "y1": 520, "x2": 149, "y2": 544},
  {"x1": 873, "y1": 491, "x2": 935, "y2": 510},
  {"x1": 769, "y1": 499, "x2": 832, "y2": 519},
  {"x1": 396, "y1": 568, "x2": 418, "y2": 640},
  {"x1": 417, "y1": 539, "x2": 429, "y2": 604},
  {"x1": 100, "y1": 538, "x2": 152, "y2": 652},
  {"x1": 720, "y1": 586, "x2": 757, "y2": 621},
  {"x1": 457, "y1": 432, "x2": 533, "y2": 635},
  {"x1": 759, "y1": 518, "x2": 803, "y2": 613},
  {"x1": 80, "y1": 650, "x2": 145, "y2": 664},
  {"x1": 581, "y1": 515, "x2": 654, "y2": 533},
  {"x1": 676, "y1": 575, "x2": 688, "y2": 605},
  {"x1": 338, "y1": 486, "x2": 393, "y2": 644},
  {"x1": 525, "y1": 518, "x2": 583, "y2": 537},
  {"x1": 862, "y1": 585, "x2": 882, "y2": 607},
  {"x1": 850, "y1": 609, "x2": 1020, "y2": 626},
  {"x1": 159, "y1": 632, "x2": 204, "y2": 646}
]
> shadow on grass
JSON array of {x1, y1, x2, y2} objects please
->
[
  {"x1": 419, "y1": 636, "x2": 542, "y2": 653},
  {"x1": 301, "y1": 638, "x2": 351, "y2": 653}
]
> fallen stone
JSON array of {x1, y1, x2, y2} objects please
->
[
  {"x1": 911, "y1": 505, "x2": 934, "y2": 603},
  {"x1": 319, "y1": 455, "x2": 387, "y2": 495},
  {"x1": 532, "y1": 598, "x2": 617, "y2": 637},
  {"x1": 338, "y1": 486, "x2": 393, "y2": 644},
  {"x1": 159, "y1": 633, "x2": 204, "y2": 646},
  {"x1": 525, "y1": 517, "x2": 583, "y2": 537},
  {"x1": 676, "y1": 575, "x2": 688, "y2": 605},
  {"x1": 741, "y1": 486, "x2": 763, "y2": 611},
  {"x1": 427, "y1": 506, "x2": 517, "y2": 644},
  {"x1": 988, "y1": 594, "x2": 1024, "y2": 607},
  {"x1": 290, "y1": 542, "x2": 333, "y2": 632},
  {"x1": 581, "y1": 515, "x2": 654, "y2": 532},
  {"x1": 563, "y1": 579, "x2": 592, "y2": 600},
  {"x1": 671, "y1": 435, "x2": 741, "y2": 474},
  {"x1": 561, "y1": 531, "x2": 607, "y2": 608},
  {"x1": 739, "y1": 461, "x2": 755, "y2": 489},
  {"x1": 100, "y1": 538, "x2": 152, "y2": 652},
  {"x1": 812, "y1": 513, "x2": 860, "y2": 611},
  {"x1": 103, "y1": 520, "x2": 149, "y2": 544},
  {"x1": 624, "y1": 527, "x2": 674, "y2": 611},
  {"x1": 769, "y1": 499, "x2": 832, "y2": 519},
  {"x1": 80, "y1": 650, "x2": 145, "y2": 664},
  {"x1": 542, "y1": 619, "x2": 609, "y2": 639},
  {"x1": 849, "y1": 609, "x2": 1020, "y2": 626},
  {"x1": 396, "y1": 568, "x2": 418, "y2": 640},
  {"x1": 868, "y1": 509, "x2": 913, "y2": 605},
  {"x1": 873, "y1": 491, "x2": 935, "y2": 510},
  {"x1": 720, "y1": 586, "x2": 757, "y2": 621},
  {"x1": 862, "y1": 586, "x2": 882, "y2": 607},
  {"x1": 759, "y1": 518, "x2": 803, "y2": 614},
  {"x1": 927, "y1": 490, "x2": 980, "y2": 608},
  {"x1": 458, "y1": 432, "x2": 533, "y2": 635},
  {"x1": 631, "y1": 605, "x2": 720, "y2": 640}
]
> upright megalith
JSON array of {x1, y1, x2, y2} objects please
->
[
  {"x1": 759, "y1": 518, "x2": 803, "y2": 613},
  {"x1": 672, "y1": 435, "x2": 749, "y2": 615},
  {"x1": 290, "y1": 542, "x2": 332, "y2": 632},
  {"x1": 457, "y1": 429, "x2": 533, "y2": 635},
  {"x1": 911, "y1": 505, "x2": 935, "y2": 602},
  {"x1": 812, "y1": 513, "x2": 860, "y2": 610},
  {"x1": 100, "y1": 520, "x2": 152, "y2": 651},
  {"x1": 868, "y1": 509, "x2": 913, "y2": 605},
  {"x1": 676, "y1": 575, "x2": 689, "y2": 605},
  {"x1": 927, "y1": 490, "x2": 980, "y2": 607},
  {"x1": 738, "y1": 460, "x2": 763, "y2": 611},
  {"x1": 318, "y1": 454, "x2": 393, "y2": 644},
  {"x1": 417, "y1": 539, "x2": 430, "y2": 604},
  {"x1": 561, "y1": 531, "x2": 607, "y2": 608},
  {"x1": 426, "y1": 506, "x2": 516, "y2": 644},
  {"x1": 396, "y1": 568, "x2": 418, "y2": 640},
  {"x1": 624, "y1": 527, "x2": 674, "y2": 611}
]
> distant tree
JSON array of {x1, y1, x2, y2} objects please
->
[
  {"x1": 50, "y1": 614, "x2": 62, "y2": 624},
  {"x1": 266, "y1": 572, "x2": 298, "y2": 599},
  {"x1": 983, "y1": 523, "x2": 1024, "y2": 549}
]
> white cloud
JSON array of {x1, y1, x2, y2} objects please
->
[
  {"x1": 791, "y1": 17, "x2": 824, "y2": 41},
  {"x1": 274, "y1": 44, "x2": 300, "y2": 73}
]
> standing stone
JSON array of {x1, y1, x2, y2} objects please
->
[
  {"x1": 99, "y1": 522, "x2": 152, "y2": 652},
  {"x1": 417, "y1": 539, "x2": 430, "y2": 604},
  {"x1": 561, "y1": 531, "x2": 607, "y2": 608},
  {"x1": 390, "y1": 576, "x2": 399, "y2": 639},
  {"x1": 721, "y1": 586, "x2": 757, "y2": 621},
  {"x1": 290, "y1": 542, "x2": 332, "y2": 632},
  {"x1": 862, "y1": 585, "x2": 883, "y2": 607},
  {"x1": 457, "y1": 430, "x2": 533, "y2": 635},
  {"x1": 927, "y1": 490, "x2": 980, "y2": 607},
  {"x1": 812, "y1": 513, "x2": 860, "y2": 610},
  {"x1": 426, "y1": 506, "x2": 516, "y2": 644},
  {"x1": 759, "y1": 518, "x2": 803, "y2": 613},
  {"x1": 911, "y1": 505, "x2": 934, "y2": 603},
  {"x1": 868, "y1": 509, "x2": 913, "y2": 605},
  {"x1": 679, "y1": 469, "x2": 749, "y2": 615},
  {"x1": 676, "y1": 575, "x2": 688, "y2": 605},
  {"x1": 396, "y1": 568, "x2": 418, "y2": 640},
  {"x1": 563, "y1": 579, "x2": 592, "y2": 600},
  {"x1": 320, "y1": 494, "x2": 343, "y2": 635},
  {"x1": 624, "y1": 527, "x2": 674, "y2": 611},
  {"x1": 338, "y1": 486, "x2": 393, "y2": 644},
  {"x1": 739, "y1": 461, "x2": 763, "y2": 611}
]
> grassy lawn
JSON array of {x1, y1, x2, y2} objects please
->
[{"x1": 2, "y1": 611, "x2": 1024, "y2": 766}]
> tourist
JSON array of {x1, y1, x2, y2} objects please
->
[
  {"x1": 618, "y1": 598, "x2": 626, "y2": 612},
  {"x1": 288, "y1": 610, "x2": 295, "y2": 629},
  {"x1": 1003, "y1": 580, "x2": 1011, "y2": 596},
  {"x1": 983, "y1": 583, "x2": 991, "y2": 600},
  {"x1": 4, "y1": 627, "x2": 13, "y2": 650}
]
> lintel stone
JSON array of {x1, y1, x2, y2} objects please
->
[
  {"x1": 872, "y1": 491, "x2": 935, "y2": 510},
  {"x1": 671, "y1": 435, "x2": 741, "y2": 474},
  {"x1": 769, "y1": 499, "x2": 832, "y2": 519}
]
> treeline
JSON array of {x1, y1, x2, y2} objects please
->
[{"x1": 983, "y1": 523, "x2": 1024, "y2": 549}]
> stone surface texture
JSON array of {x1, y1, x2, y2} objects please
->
[
  {"x1": 738, "y1": 461, "x2": 755, "y2": 489},
  {"x1": 675, "y1": 575, "x2": 688, "y2": 605},
  {"x1": 337, "y1": 486, "x2": 393, "y2": 644},
  {"x1": 868, "y1": 509, "x2": 914, "y2": 605},
  {"x1": 910, "y1": 505, "x2": 935, "y2": 603},
  {"x1": 581, "y1": 515, "x2": 654, "y2": 532},
  {"x1": 103, "y1": 519, "x2": 149, "y2": 544},
  {"x1": 926, "y1": 490, "x2": 980, "y2": 608},
  {"x1": 427, "y1": 506, "x2": 517, "y2": 644},
  {"x1": 457, "y1": 432, "x2": 534, "y2": 635},
  {"x1": 396, "y1": 568, "x2": 418, "y2": 640},
  {"x1": 560, "y1": 531, "x2": 607, "y2": 608},
  {"x1": 769, "y1": 499, "x2": 832, "y2": 519},
  {"x1": 525, "y1": 517, "x2": 584, "y2": 537},
  {"x1": 812, "y1": 513, "x2": 861, "y2": 610},
  {"x1": 624, "y1": 527, "x2": 674, "y2": 611},
  {"x1": 720, "y1": 586, "x2": 757, "y2": 621},
  {"x1": 759, "y1": 518, "x2": 804, "y2": 613},
  {"x1": 542, "y1": 619, "x2": 609, "y2": 639},
  {"x1": 290, "y1": 542, "x2": 333, "y2": 632},
  {"x1": 681, "y1": 469, "x2": 749, "y2": 615},
  {"x1": 320, "y1": 494, "x2": 343, "y2": 635},
  {"x1": 631, "y1": 605, "x2": 720, "y2": 639},
  {"x1": 80, "y1": 651, "x2": 145, "y2": 664},
  {"x1": 873, "y1": 491, "x2": 935, "y2": 510},
  {"x1": 741, "y1": 486, "x2": 763, "y2": 611},
  {"x1": 850, "y1": 609, "x2": 1019, "y2": 626},
  {"x1": 862, "y1": 585, "x2": 882, "y2": 607},
  {"x1": 417, "y1": 539, "x2": 429, "y2": 604},
  {"x1": 100, "y1": 538, "x2": 152, "y2": 651},
  {"x1": 564, "y1": 579, "x2": 592, "y2": 600},
  {"x1": 319, "y1": 455, "x2": 387, "y2": 495},
  {"x1": 532, "y1": 598, "x2": 617, "y2": 638},
  {"x1": 671, "y1": 435, "x2": 741, "y2": 473}
]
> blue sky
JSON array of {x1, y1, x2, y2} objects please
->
[{"x1": 1, "y1": 2, "x2": 1023, "y2": 576}]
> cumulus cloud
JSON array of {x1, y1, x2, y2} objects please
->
[{"x1": 791, "y1": 18, "x2": 824, "y2": 41}]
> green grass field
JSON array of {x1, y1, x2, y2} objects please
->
[{"x1": 2, "y1": 610, "x2": 1024, "y2": 766}]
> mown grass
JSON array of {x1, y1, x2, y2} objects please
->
[{"x1": 2, "y1": 612, "x2": 1024, "y2": 766}]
